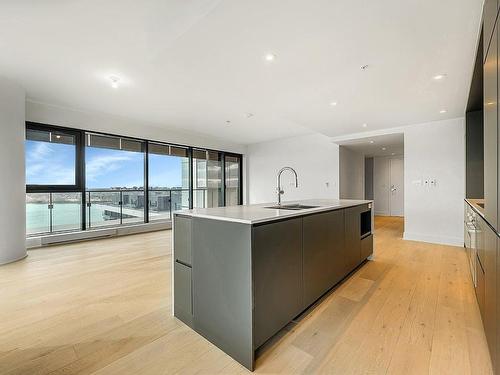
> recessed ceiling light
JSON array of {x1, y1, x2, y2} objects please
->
[
  {"x1": 487, "y1": 101, "x2": 495, "y2": 106},
  {"x1": 360, "y1": 64, "x2": 369, "y2": 70},
  {"x1": 245, "y1": 113, "x2": 254, "y2": 118},
  {"x1": 330, "y1": 101, "x2": 337, "y2": 106},
  {"x1": 264, "y1": 53, "x2": 276, "y2": 61},
  {"x1": 369, "y1": 140, "x2": 374, "y2": 144},
  {"x1": 439, "y1": 109, "x2": 447, "y2": 114},
  {"x1": 226, "y1": 120, "x2": 231, "y2": 125},
  {"x1": 382, "y1": 147, "x2": 386, "y2": 151},
  {"x1": 362, "y1": 123, "x2": 368, "y2": 128},
  {"x1": 109, "y1": 75, "x2": 120, "y2": 88},
  {"x1": 391, "y1": 152, "x2": 395, "y2": 156},
  {"x1": 55, "y1": 135, "x2": 61, "y2": 139}
]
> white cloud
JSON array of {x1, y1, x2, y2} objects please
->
[{"x1": 86, "y1": 154, "x2": 132, "y2": 182}]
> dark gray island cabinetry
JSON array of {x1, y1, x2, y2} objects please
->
[{"x1": 172, "y1": 199, "x2": 373, "y2": 370}]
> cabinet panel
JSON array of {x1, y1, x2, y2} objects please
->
[
  {"x1": 174, "y1": 261, "x2": 193, "y2": 327},
  {"x1": 344, "y1": 206, "x2": 362, "y2": 272},
  {"x1": 484, "y1": 0, "x2": 499, "y2": 60},
  {"x1": 360, "y1": 234, "x2": 373, "y2": 260},
  {"x1": 303, "y1": 212, "x2": 335, "y2": 308},
  {"x1": 174, "y1": 215, "x2": 192, "y2": 266},
  {"x1": 485, "y1": 225, "x2": 497, "y2": 371},
  {"x1": 485, "y1": 21, "x2": 498, "y2": 230},
  {"x1": 330, "y1": 209, "x2": 346, "y2": 286},
  {"x1": 253, "y1": 218, "x2": 303, "y2": 348},
  {"x1": 477, "y1": 257, "x2": 486, "y2": 320}
]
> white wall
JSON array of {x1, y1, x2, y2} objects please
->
[
  {"x1": 403, "y1": 118, "x2": 465, "y2": 246},
  {"x1": 0, "y1": 77, "x2": 27, "y2": 265},
  {"x1": 26, "y1": 100, "x2": 247, "y2": 155},
  {"x1": 246, "y1": 133, "x2": 339, "y2": 204},
  {"x1": 339, "y1": 146, "x2": 365, "y2": 199}
]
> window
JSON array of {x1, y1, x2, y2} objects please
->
[
  {"x1": 225, "y1": 155, "x2": 241, "y2": 206},
  {"x1": 192, "y1": 149, "x2": 223, "y2": 208},
  {"x1": 148, "y1": 143, "x2": 189, "y2": 221},
  {"x1": 25, "y1": 125, "x2": 82, "y2": 189},
  {"x1": 25, "y1": 123, "x2": 243, "y2": 237},
  {"x1": 85, "y1": 133, "x2": 145, "y2": 228}
]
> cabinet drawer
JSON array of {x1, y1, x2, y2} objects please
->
[
  {"x1": 360, "y1": 234, "x2": 373, "y2": 260},
  {"x1": 174, "y1": 215, "x2": 192, "y2": 266},
  {"x1": 174, "y1": 261, "x2": 193, "y2": 327}
]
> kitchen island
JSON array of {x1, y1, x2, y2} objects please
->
[{"x1": 172, "y1": 199, "x2": 373, "y2": 370}]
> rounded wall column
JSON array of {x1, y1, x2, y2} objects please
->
[{"x1": 0, "y1": 77, "x2": 26, "y2": 265}]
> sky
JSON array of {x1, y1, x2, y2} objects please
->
[{"x1": 26, "y1": 140, "x2": 185, "y2": 189}]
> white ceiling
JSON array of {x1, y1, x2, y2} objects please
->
[
  {"x1": 338, "y1": 133, "x2": 404, "y2": 157},
  {"x1": 0, "y1": 0, "x2": 483, "y2": 144}
]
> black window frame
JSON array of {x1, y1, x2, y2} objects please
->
[
  {"x1": 26, "y1": 122, "x2": 85, "y2": 193},
  {"x1": 24, "y1": 121, "x2": 244, "y2": 236}
]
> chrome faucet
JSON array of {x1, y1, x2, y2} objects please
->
[{"x1": 276, "y1": 167, "x2": 299, "y2": 205}]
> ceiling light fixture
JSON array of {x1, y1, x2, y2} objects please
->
[
  {"x1": 330, "y1": 101, "x2": 337, "y2": 106},
  {"x1": 369, "y1": 140, "x2": 374, "y2": 144},
  {"x1": 360, "y1": 64, "x2": 369, "y2": 70},
  {"x1": 55, "y1": 135, "x2": 61, "y2": 139},
  {"x1": 109, "y1": 75, "x2": 120, "y2": 88},
  {"x1": 264, "y1": 53, "x2": 276, "y2": 62},
  {"x1": 382, "y1": 147, "x2": 386, "y2": 151},
  {"x1": 439, "y1": 109, "x2": 447, "y2": 114},
  {"x1": 362, "y1": 123, "x2": 368, "y2": 128},
  {"x1": 226, "y1": 120, "x2": 231, "y2": 125},
  {"x1": 433, "y1": 74, "x2": 447, "y2": 80},
  {"x1": 391, "y1": 153, "x2": 396, "y2": 156}
]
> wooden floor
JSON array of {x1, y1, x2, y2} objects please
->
[{"x1": 0, "y1": 216, "x2": 493, "y2": 374}]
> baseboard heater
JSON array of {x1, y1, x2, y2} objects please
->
[{"x1": 41, "y1": 229, "x2": 116, "y2": 246}]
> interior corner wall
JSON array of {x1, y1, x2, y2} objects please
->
[
  {"x1": 246, "y1": 133, "x2": 339, "y2": 204},
  {"x1": 339, "y1": 146, "x2": 365, "y2": 199},
  {"x1": 403, "y1": 117, "x2": 465, "y2": 246}
]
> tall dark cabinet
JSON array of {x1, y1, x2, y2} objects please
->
[{"x1": 468, "y1": 2, "x2": 500, "y2": 373}]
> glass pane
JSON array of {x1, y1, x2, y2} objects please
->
[
  {"x1": 52, "y1": 193, "x2": 81, "y2": 232},
  {"x1": 207, "y1": 153, "x2": 223, "y2": 208},
  {"x1": 122, "y1": 190, "x2": 145, "y2": 224},
  {"x1": 26, "y1": 193, "x2": 50, "y2": 236},
  {"x1": 87, "y1": 191, "x2": 121, "y2": 228},
  {"x1": 225, "y1": 155, "x2": 240, "y2": 206},
  {"x1": 148, "y1": 144, "x2": 189, "y2": 220},
  {"x1": 148, "y1": 190, "x2": 172, "y2": 221},
  {"x1": 25, "y1": 129, "x2": 76, "y2": 186}
]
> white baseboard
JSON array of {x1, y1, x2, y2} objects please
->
[{"x1": 403, "y1": 232, "x2": 463, "y2": 247}]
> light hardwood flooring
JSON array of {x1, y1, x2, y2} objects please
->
[{"x1": 0, "y1": 216, "x2": 493, "y2": 374}]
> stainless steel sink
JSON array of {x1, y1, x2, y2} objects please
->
[{"x1": 265, "y1": 204, "x2": 319, "y2": 210}]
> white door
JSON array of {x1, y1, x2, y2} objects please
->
[{"x1": 389, "y1": 157, "x2": 404, "y2": 216}]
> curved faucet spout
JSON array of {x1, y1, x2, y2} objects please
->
[{"x1": 276, "y1": 167, "x2": 299, "y2": 206}]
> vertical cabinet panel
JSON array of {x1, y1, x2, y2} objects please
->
[
  {"x1": 344, "y1": 206, "x2": 362, "y2": 272},
  {"x1": 303, "y1": 212, "x2": 335, "y2": 308},
  {"x1": 485, "y1": 21, "x2": 498, "y2": 230},
  {"x1": 484, "y1": 0, "x2": 499, "y2": 60},
  {"x1": 303, "y1": 210, "x2": 345, "y2": 308},
  {"x1": 174, "y1": 215, "x2": 192, "y2": 266},
  {"x1": 253, "y1": 218, "x2": 303, "y2": 348},
  {"x1": 484, "y1": 223, "x2": 498, "y2": 372},
  {"x1": 330, "y1": 209, "x2": 346, "y2": 286}
]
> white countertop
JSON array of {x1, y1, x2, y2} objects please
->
[{"x1": 173, "y1": 199, "x2": 372, "y2": 224}]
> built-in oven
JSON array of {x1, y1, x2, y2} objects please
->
[{"x1": 464, "y1": 205, "x2": 477, "y2": 287}]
